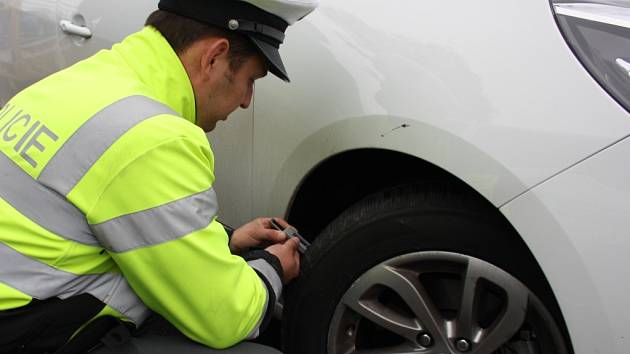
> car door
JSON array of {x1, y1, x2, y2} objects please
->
[
  {"x1": 0, "y1": 0, "x2": 157, "y2": 104},
  {"x1": 56, "y1": 0, "x2": 156, "y2": 67}
]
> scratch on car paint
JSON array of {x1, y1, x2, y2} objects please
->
[{"x1": 380, "y1": 124, "x2": 410, "y2": 137}]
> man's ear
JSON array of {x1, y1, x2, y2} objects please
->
[{"x1": 200, "y1": 38, "x2": 230, "y2": 79}]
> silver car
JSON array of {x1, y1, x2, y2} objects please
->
[{"x1": 2, "y1": 1, "x2": 629, "y2": 353}]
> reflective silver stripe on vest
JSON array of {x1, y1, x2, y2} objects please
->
[
  {"x1": 39, "y1": 95, "x2": 176, "y2": 196},
  {"x1": 247, "y1": 259, "x2": 282, "y2": 304},
  {"x1": 105, "y1": 274, "x2": 152, "y2": 324},
  {"x1": 91, "y1": 188, "x2": 218, "y2": 253},
  {"x1": 0, "y1": 242, "x2": 150, "y2": 324},
  {"x1": 0, "y1": 152, "x2": 98, "y2": 246}
]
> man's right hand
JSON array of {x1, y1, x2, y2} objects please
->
[{"x1": 266, "y1": 237, "x2": 300, "y2": 284}]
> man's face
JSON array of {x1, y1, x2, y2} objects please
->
[{"x1": 195, "y1": 53, "x2": 268, "y2": 132}]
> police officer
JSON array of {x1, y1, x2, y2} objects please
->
[{"x1": 0, "y1": 0, "x2": 317, "y2": 353}]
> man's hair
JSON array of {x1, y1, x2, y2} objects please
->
[{"x1": 145, "y1": 10, "x2": 260, "y2": 72}]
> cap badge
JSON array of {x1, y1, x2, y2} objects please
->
[{"x1": 228, "y1": 19, "x2": 240, "y2": 30}]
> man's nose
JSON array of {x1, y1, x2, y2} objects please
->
[{"x1": 240, "y1": 85, "x2": 254, "y2": 109}]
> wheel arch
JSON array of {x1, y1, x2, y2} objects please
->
[{"x1": 271, "y1": 114, "x2": 527, "y2": 230}]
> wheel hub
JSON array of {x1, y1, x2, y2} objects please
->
[{"x1": 326, "y1": 251, "x2": 567, "y2": 354}]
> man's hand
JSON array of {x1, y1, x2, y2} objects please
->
[
  {"x1": 229, "y1": 217, "x2": 290, "y2": 253},
  {"x1": 266, "y1": 237, "x2": 301, "y2": 283}
]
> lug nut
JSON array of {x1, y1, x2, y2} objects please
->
[
  {"x1": 346, "y1": 325, "x2": 355, "y2": 337},
  {"x1": 417, "y1": 332, "x2": 434, "y2": 347},
  {"x1": 456, "y1": 338, "x2": 471, "y2": 352}
]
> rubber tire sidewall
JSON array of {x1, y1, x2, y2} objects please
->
[{"x1": 282, "y1": 190, "x2": 537, "y2": 354}]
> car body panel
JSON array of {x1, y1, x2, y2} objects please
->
[
  {"x1": 208, "y1": 108, "x2": 255, "y2": 228},
  {"x1": 501, "y1": 135, "x2": 630, "y2": 353},
  {"x1": 253, "y1": 0, "x2": 630, "y2": 219}
]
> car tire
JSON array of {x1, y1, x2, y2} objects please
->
[{"x1": 282, "y1": 183, "x2": 570, "y2": 354}]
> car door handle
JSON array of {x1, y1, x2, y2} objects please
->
[{"x1": 59, "y1": 20, "x2": 92, "y2": 39}]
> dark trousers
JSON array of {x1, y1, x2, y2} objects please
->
[{"x1": 89, "y1": 315, "x2": 282, "y2": 354}]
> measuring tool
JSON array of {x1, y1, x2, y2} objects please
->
[{"x1": 270, "y1": 218, "x2": 310, "y2": 254}]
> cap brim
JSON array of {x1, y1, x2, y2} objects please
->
[{"x1": 249, "y1": 37, "x2": 290, "y2": 82}]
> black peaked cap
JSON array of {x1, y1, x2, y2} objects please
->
[{"x1": 158, "y1": 0, "x2": 291, "y2": 81}]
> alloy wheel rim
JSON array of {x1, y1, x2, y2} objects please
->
[{"x1": 327, "y1": 251, "x2": 568, "y2": 354}]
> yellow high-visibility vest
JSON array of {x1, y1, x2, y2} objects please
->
[{"x1": 0, "y1": 26, "x2": 277, "y2": 349}]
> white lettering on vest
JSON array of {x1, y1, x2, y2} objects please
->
[
  {"x1": 0, "y1": 104, "x2": 59, "y2": 168},
  {"x1": 21, "y1": 125, "x2": 59, "y2": 168},
  {"x1": 15, "y1": 121, "x2": 41, "y2": 153},
  {"x1": 3, "y1": 114, "x2": 31, "y2": 142}
]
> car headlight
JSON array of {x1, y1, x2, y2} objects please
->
[{"x1": 551, "y1": 1, "x2": 630, "y2": 112}]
